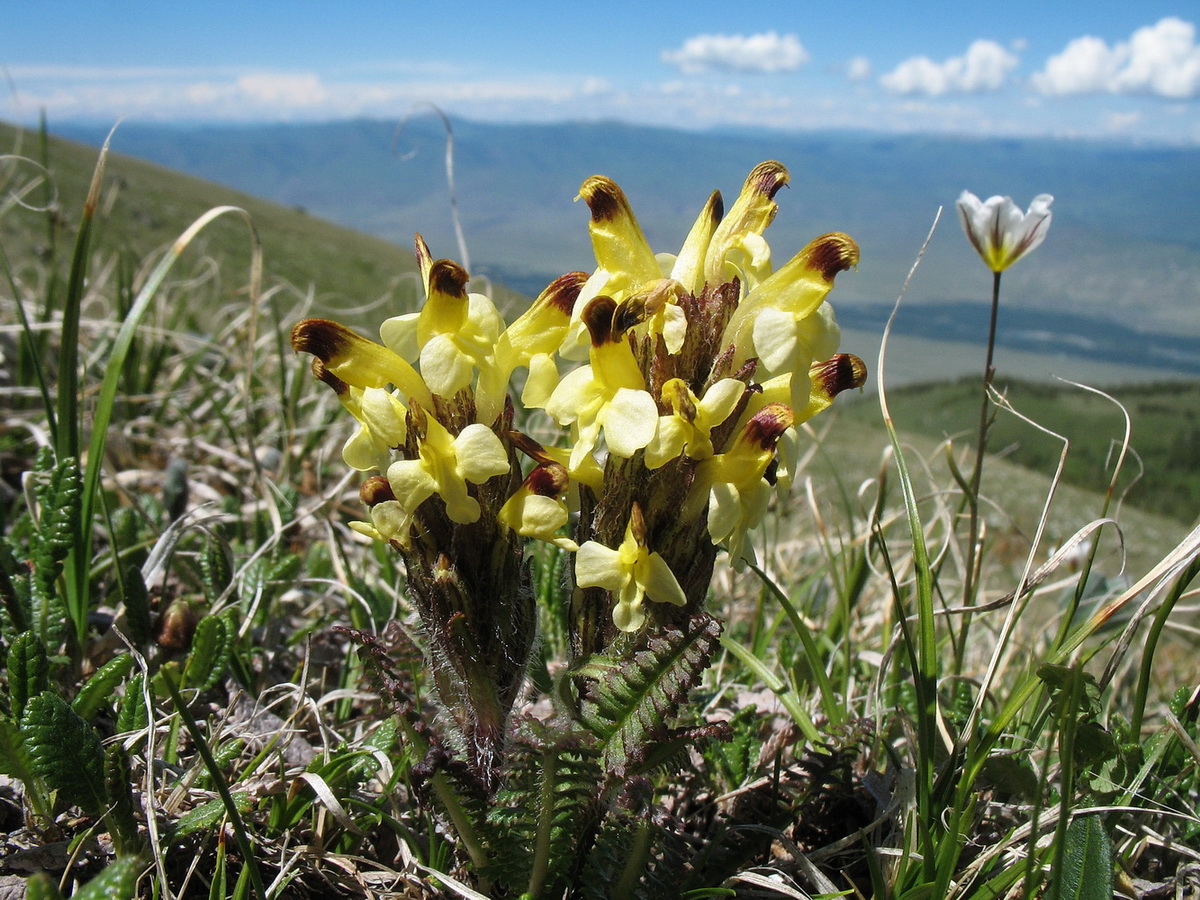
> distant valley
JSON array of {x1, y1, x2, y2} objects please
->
[{"x1": 55, "y1": 117, "x2": 1200, "y2": 378}]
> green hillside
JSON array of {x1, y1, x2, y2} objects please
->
[
  {"x1": 0, "y1": 121, "x2": 428, "y2": 324},
  {"x1": 838, "y1": 377, "x2": 1200, "y2": 525}
]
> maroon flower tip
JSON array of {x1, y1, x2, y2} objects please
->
[
  {"x1": 311, "y1": 358, "x2": 348, "y2": 395},
  {"x1": 582, "y1": 296, "x2": 619, "y2": 345},
  {"x1": 428, "y1": 259, "x2": 470, "y2": 297},
  {"x1": 526, "y1": 462, "x2": 570, "y2": 497},
  {"x1": 579, "y1": 175, "x2": 628, "y2": 223},
  {"x1": 744, "y1": 402, "x2": 796, "y2": 448},
  {"x1": 360, "y1": 475, "x2": 396, "y2": 507},
  {"x1": 814, "y1": 353, "x2": 868, "y2": 397},
  {"x1": 539, "y1": 271, "x2": 589, "y2": 315},
  {"x1": 803, "y1": 233, "x2": 860, "y2": 281},
  {"x1": 747, "y1": 161, "x2": 790, "y2": 200},
  {"x1": 291, "y1": 317, "x2": 349, "y2": 361}
]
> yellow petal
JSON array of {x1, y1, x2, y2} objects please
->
[
  {"x1": 378, "y1": 312, "x2": 420, "y2": 361},
  {"x1": 578, "y1": 175, "x2": 661, "y2": 288},
  {"x1": 453, "y1": 424, "x2": 511, "y2": 484},
  {"x1": 704, "y1": 161, "x2": 789, "y2": 287},
  {"x1": 386, "y1": 459, "x2": 437, "y2": 513},
  {"x1": 342, "y1": 424, "x2": 389, "y2": 472},
  {"x1": 640, "y1": 553, "x2": 687, "y2": 607},
  {"x1": 291, "y1": 318, "x2": 432, "y2": 408},
  {"x1": 575, "y1": 541, "x2": 628, "y2": 591},
  {"x1": 644, "y1": 417, "x2": 688, "y2": 470},
  {"x1": 601, "y1": 387, "x2": 659, "y2": 458},
  {"x1": 670, "y1": 189, "x2": 723, "y2": 294},
  {"x1": 420, "y1": 333, "x2": 475, "y2": 397},
  {"x1": 612, "y1": 595, "x2": 647, "y2": 632},
  {"x1": 520, "y1": 353, "x2": 560, "y2": 409}
]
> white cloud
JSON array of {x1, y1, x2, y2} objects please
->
[
  {"x1": 1034, "y1": 17, "x2": 1200, "y2": 98},
  {"x1": 846, "y1": 56, "x2": 873, "y2": 82},
  {"x1": 661, "y1": 32, "x2": 809, "y2": 75},
  {"x1": 236, "y1": 73, "x2": 328, "y2": 107},
  {"x1": 881, "y1": 40, "x2": 1019, "y2": 95}
]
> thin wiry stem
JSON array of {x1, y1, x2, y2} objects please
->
[{"x1": 962, "y1": 270, "x2": 1002, "y2": 613}]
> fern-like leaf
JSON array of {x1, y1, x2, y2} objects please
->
[
  {"x1": 576, "y1": 613, "x2": 722, "y2": 780},
  {"x1": 73, "y1": 651, "x2": 135, "y2": 720},
  {"x1": 0, "y1": 715, "x2": 36, "y2": 783},
  {"x1": 484, "y1": 718, "x2": 605, "y2": 896},
  {"x1": 116, "y1": 672, "x2": 148, "y2": 733},
  {"x1": 181, "y1": 613, "x2": 231, "y2": 690},
  {"x1": 121, "y1": 564, "x2": 153, "y2": 651},
  {"x1": 0, "y1": 539, "x2": 29, "y2": 636},
  {"x1": 21, "y1": 691, "x2": 106, "y2": 815},
  {"x1": 200, "y1": 532, "x2": 236, "y2": 602},
  {"x1": 71, "y1": 856, "x2": 145, "y2": 900},
  {"x1": 8, "y1": 631, "x2": 50, "y2": 720},
  {"x1": 104, "y1": 744, "x2": 141, "y2": 855},
  {"x1": 24, "y1": 450, "x2": 78, "y2": 649}
]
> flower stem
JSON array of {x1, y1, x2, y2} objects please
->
[{"x1": 962, "y1": 271, "x2": 1002, "y2": 613}]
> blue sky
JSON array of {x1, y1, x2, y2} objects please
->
[{"x1": 4, "y1": 1, "x2": 1200, "y2": 141}]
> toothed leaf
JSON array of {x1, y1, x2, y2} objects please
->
[
  {"x1": 73, "y1": 651, "x2": 136, "y2": 720},
  {"x1": 72, "y1": 856, "x2": 145, "y2": 900},
  {"x1": 182, "y1": 614, "x2": 231, "y2": 690},
  {"x1": 116, "y1": 672, "x2": 148, "y2": 733},
  {"x1": 8, "y1": 631, "x2": 50, "y2": 719},
  {"x1": 577, "y1": 613, "x2": 722, "y2": 780},
  {"x1": 21, "y1": 691, "x2": 106, "y2": 815},
  {"x1": 121, "y1": 564, "x2": 152, "y2": 651}
]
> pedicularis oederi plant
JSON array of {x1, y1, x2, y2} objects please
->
[{"x1": 291, "y1": 161, "x2": 865, "y2": 889}]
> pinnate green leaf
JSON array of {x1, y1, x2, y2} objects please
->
[
  {"x1": 8, "y1": 631, "x2": 50, "y2": 719},
  {"x1": 21, "y1": 691, "x2": 106, "y2": 815},
  {"x1": 182, "y1": 614, "x2": 232, "y2": 690},
  {"x1": 73, "y1": 651, "x2": 136, "y2": 721}
]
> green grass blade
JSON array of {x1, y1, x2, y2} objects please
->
[{"x1": 73, "y1": 206, "x2": 262, "y2": 646}]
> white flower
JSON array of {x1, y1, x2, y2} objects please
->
[{"x1": 956, "y1": 191, "x2": 1053, "y2": 272}]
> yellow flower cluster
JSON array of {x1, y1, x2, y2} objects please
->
[{"x1": 293, "y1": 161, "x2": 865, "y2": 635}]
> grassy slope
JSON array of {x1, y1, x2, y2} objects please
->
[
  {"x1": 837, "y1": 377, "x2": 1200, "y2": 525},
  {"x1": 0, "y1": 121, "x2": 425, "y2": 325}
]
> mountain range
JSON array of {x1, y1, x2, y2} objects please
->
[{"x1": 55, "y1": 117, "x2": 1200, "y2": 378}]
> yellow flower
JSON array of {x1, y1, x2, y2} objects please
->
[
  {"x1": 384, "y1": 405, "x2": 510, "y2": 541},
  {"x1": 497, "y1": 461, "x2": 579, "y2": 552},
  {"x1": 701, "y1": 160, "x2": 790, "y2": 292},
  {"x1": 378, "y1": 256, "x2": 504, "y2": 400},
  {"x1": 291, "y1": 318, "x2": 433, "y2": 409},
  {"x1": 743, "y1": 354, "x2": 867, "y2": 490},
  {"x1": 686, "y1": 402, "x2": 796, "y2": 568},
  {"x1": 575, "y1": 504, "x2": 686, "y2": 632},
  {"x1": 956, "y1": 191, "x2": 1053, "y2": 272},
  {"x1": 720, "y1": 232, "x2": 859, "y2": 373},
  {"x1": 544, "y1": 296, "x2": 658, "y2": 471},
  {"x1": 308, "y1": 360, "x2": 407, "y2": 473},
  {"x1": 643, "y1": 377, "x2": 745, "y2": 469},
  {"x1": 562, "y1": 176, "x2": 682, "y2": 358},
  {"x1": 350, "y1": 476, "x2": 414, "y2": 545},
  {"x1": 474, "y1": 271, "x2": 586, "y2": 424}
]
